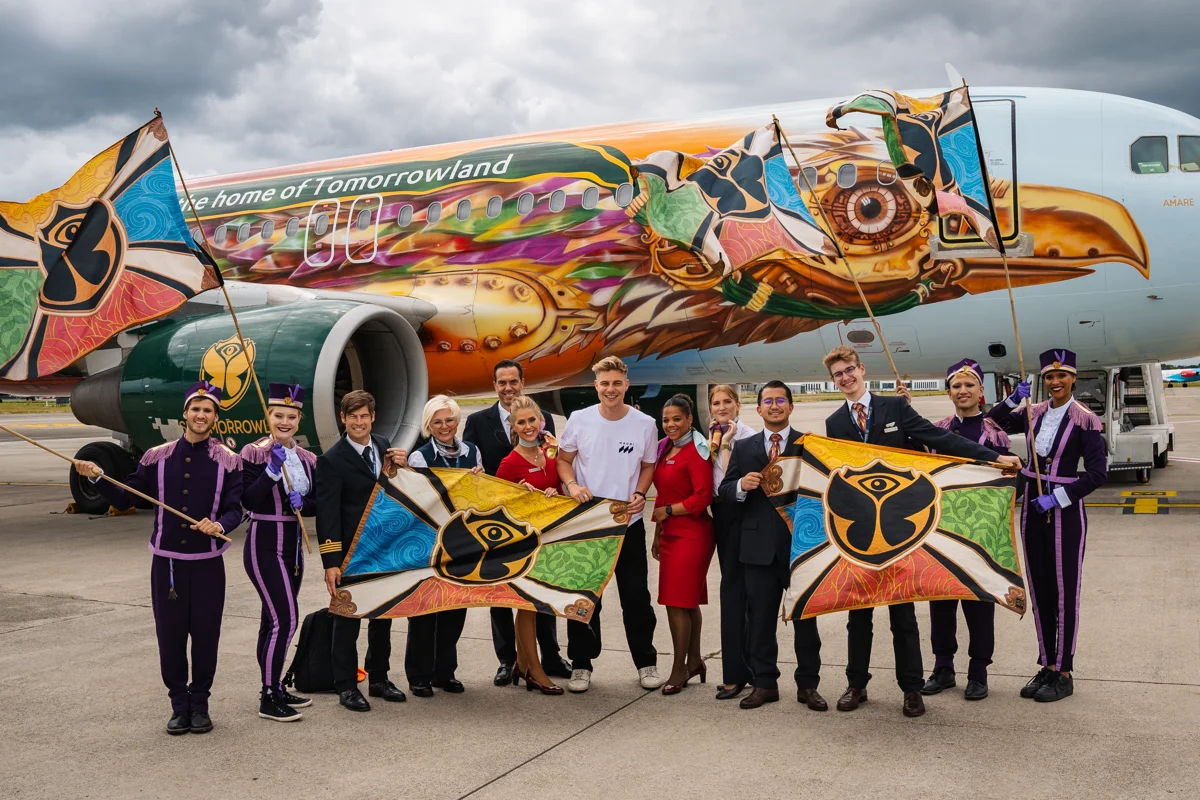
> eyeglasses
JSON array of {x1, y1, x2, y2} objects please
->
[
  {"x1": 830, "y1": 365, "x2": 860, "y2": 381},
  {"x1": 760, "y1": 397, "x2": 790, "y2": 407}
]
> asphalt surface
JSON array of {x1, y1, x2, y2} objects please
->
[{"x1": 0, "y1": 393, "x2": 1197, "y2": 799}]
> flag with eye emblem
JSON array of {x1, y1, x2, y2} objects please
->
[
  {"x1": 328, "y1": 468, "x2": 627, "y2": 622},
  {"x1": 0, "y1": 116, "x2": 221, "y2": 381},
  {"x1": 825, "y1": 86, "x2": 1004, "y2": 253},
  {"x1": 765, "y1": 435, "x2": 1024, "y2": 619}
]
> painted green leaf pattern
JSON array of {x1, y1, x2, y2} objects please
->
[
  {"x1": 528, "y1": 537, "x2": 622, "y2": 592},
  {"x1": 0, "y1": 269, "x2": 42, "y2": 364},
  {"x1": 938, "y1": 487, "x2": 1018, "y2": 572}
]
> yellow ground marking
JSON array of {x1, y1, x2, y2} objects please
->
[{"x1": 1121, "y1": 490, "x2": 1176, "y2": 497}]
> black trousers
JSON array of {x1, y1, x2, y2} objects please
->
[
  {"x1": 845, "y1": 603, "x2": 924, "y2": 693},
  {"x1": 929, "y1": 599, "x2": 995, "y2": 682},
  {"x1": 405, "y1": 608, "x2": 467, "y2": 684},
  {"x1": 567, "y1": 519, "x2": 658, "y2": 671},
  {"x1": 743, "y1": 559, "x2": 787, "y2": 690},
  {"x1": 331, "y1": 616, "x2": 392, "y2": 693},
  {"x1": 490, "y1": 607, "x2": 561, "y2": 667},
  {"x1": 713, "y1": 500, "x2": 751, "y2": 686}
]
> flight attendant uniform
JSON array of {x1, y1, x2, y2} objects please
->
[
  {"x1": 240, "y1": 383, "x2": 316, "y2": 719},
  {"x1": 990, "y1": 349, "x2": 1107, "y2": 701},
  {"x1": 652, "y1": 433, "x2": 715, "y2": 608},
  {"x1": 709, "y1": 420, "x2": 757, "y2": 688}
]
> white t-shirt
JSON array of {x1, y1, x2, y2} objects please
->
[{"x1": 559, "y1": 404, "x2": 658, "y2": 523}]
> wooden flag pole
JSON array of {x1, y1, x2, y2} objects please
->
[
  {"x1": 158, "y1": 110, "x2": 312, "y2": 555},
  {"x1": 773, "y1": 115, "x2": 907, "y2": 393},
  {"x1": 1, "y1": 424, "x2": 230, "y2": 542}
]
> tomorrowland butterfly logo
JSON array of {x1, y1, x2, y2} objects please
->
[
  {"x1": 199, "y1": 334, "x2": 256, "y2": 410},
  {"x1": 824, "y1": 461, "x2": 940, "y2": 569},
  {"x1": 433, "y1": 506, "x2": 540, "y2": 585},
  {"x1": 36, "y1": 199, "x2": 126, "y2": 315}
]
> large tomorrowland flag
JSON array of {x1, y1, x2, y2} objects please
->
[
  {"x1": 0, "y1": 116, "x2": 221, "y2": 380},
  {"x1": 825, "y1": 87, "x2": 1004, "y2": 251},
  {"x1": 766, "y1": 435, "x2": 1024, "y2": 620},
  {"x1": 628, "y1": 124, "x2": 836, "y2": 289},
  {"x1": 329, "y1": 468, "x2": 627, "y2": 622}
]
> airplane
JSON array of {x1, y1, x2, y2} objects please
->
[
  {"x1": 1163, "y1": 367, "x2": 1200, "y2": 386},
  {"x1": 3, "y1": 85, "x2": 1199, "y2": 512}
]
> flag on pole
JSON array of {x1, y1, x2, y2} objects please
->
[
  {"x1": 766, "y1": 435, "x2": 1024, "y2": 619},
  {"x1": 825, "y1": 87, "x2": 1004, "y2": 252},
  {"x1": 0, "y1": 116, "x2": 221, "y2": 380},
  {"x1": 329, "y1": 468, "x2": 627, "y2": 622}
]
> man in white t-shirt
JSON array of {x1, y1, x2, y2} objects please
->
[{"x1": 557, "y1": 355, "x2": 662, "y2": 692}]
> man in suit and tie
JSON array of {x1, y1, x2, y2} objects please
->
[
  {"x1": 822, "y1": 346, "x2": 1021, "y2": 717},
  {"x1": 718, "y1": 381, "x2": 825, "y2": 711},
  {"x1": 462, "y1": 359, "x2": 571, "y2": 686},
  {"x1": 316, "y1": 390, "x2": 409, "y2": 712}
]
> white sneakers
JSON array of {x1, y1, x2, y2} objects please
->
[
  {"x1": 568, "y1": 669, "x2": 592, "y2": 693},
  {"x1": 638, "y1": 666, "x2": 665, "y2": 689}
]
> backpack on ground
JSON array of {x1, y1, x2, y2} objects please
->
[{"x1": 283, "y1": 608, "x2": 337, "y2": 693}]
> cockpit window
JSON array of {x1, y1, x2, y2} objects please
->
[
  {"x1": 1130, "y1": 136, "x2": 1168, "y2": 174},
  {"x1": 1180, "y1": 136, "x2": 1200, "y2": 173}
]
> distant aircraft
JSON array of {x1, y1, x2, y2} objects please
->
[{"x1": 1163, "y1": 367, "x2": 1200, "y2": 385}]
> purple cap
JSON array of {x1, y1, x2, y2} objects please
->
[
  {"x1": 946, "y1": 358, "x2": 984, "y2": 385},
  {"x1": 1039, "y1": 348, "x2": 1077, "y2": 375},
  {"x1": 184, "y1": 380, "x2": 222, "y2": 410},
  {"x1": 268, "y1": 382, "x2": 305, "y2": 409}
]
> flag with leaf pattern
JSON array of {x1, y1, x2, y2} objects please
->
[
  {"x1": 329, "y1": 468, "x2": 627, "y2": 622},
  {"x1": 765, "y1": 435, "x2": 1024, "y2": 619}
]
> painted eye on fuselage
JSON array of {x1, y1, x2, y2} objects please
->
[{"x1": 826, "y1": 179, "x2": 918, "y2": 246}]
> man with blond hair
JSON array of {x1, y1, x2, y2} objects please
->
[{"x1": 557, "y1": 355, "x2": 662, "y2": 692}]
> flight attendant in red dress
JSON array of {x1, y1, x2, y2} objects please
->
[
  {"x1": 496, "y1": 395, "x2": 565, "y2": 696},
  {"x1": 650, "y1": 394, "x2": 715, "y2": 695}
]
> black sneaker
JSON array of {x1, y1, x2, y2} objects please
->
[
  {"x1": 1033, "y1": 672, "x2": 1073, "y2": 703},
  {"x1": 920, "y1": 667, "x2": 956, "y2": 695},
  {"x1": 259, "y1": 690, "x2": 302, "y2": 723},
  {"x1": 1020, "y1": 667, "x2": 1055, "y2": 699},
  {"x1": 277, "y1": 689, "x2": 311, "y2": 708}
]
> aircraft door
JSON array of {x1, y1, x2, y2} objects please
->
[
  {"x1": 304, "y1": 200, "x2": 341, "y2": 269},
  {"x1": 345, "y1": 194, "x2": 383, "y2": 264}
]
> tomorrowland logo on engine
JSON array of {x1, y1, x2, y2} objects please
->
[
  {"x1": 433, "y1": 507, "x2": 540, "y2": 585},
  {"x1": 200, "y1": 334, "x2": 256, "y2": 410},
  {"x1": 824, "y1": 462, "x2": 940, "y2": 569}
]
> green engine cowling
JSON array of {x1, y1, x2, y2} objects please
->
[{"x1": 71, "y1": 300, "x2": 428, "y2": 455}]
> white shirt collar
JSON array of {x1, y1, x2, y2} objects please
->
[
  {"x1": 764, "y1": 425, "x2": 792, "y2": 454},
  {"x1": 846, "y1": 390, "x2": 872, "y2": 413},
  {"x1": 346, "y1": 435, "x2": 371, "y2": 454}
]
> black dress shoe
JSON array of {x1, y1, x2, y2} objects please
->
[
  {"x1": 1033, "y1": 672, "x2": 1073, "y2": 703},
  {"x1": 189, "y1": 711, "x2": 214, "y2": 733},
  {"x1": 368, "y1": 680, "x2": 408, "y2": 702},
  {"x1": 339, "y1": 689, "x2": 371, "y2": 712},
  {"x1": 543, "y1": 656, "x2": 573, "y2": 679},
  {"x1": 964, "y1": 680, "x2": 989, "y2": 701},
  {"x1": 432, "y1": 678, "x2": 465, "y2": 694},
  {"x1": 902, "y1": 691, "x2": 926, "y2": 717},
  {"x1": 166, "y1": 712, "x2": 190, "y2": 735},
  {"x1": 1020, "y1": 667, "x2": 1055, "y2": 699},
  {"x1": 836, "y1": 686, "x2": 868, "y2": 712},
  {"x1": 277, "y1": 689, "x2": 312, "y2": 708},
  {"x1": 739, "y1": 687, "x2": 779, "y2": 709},
  {"x1": 410, "y1": 682, "x2": 434, "y2": 698},
  {"x1": 797, "y1": 687, "x2": 829, "y2": 711},
  {"x1": 920, "y1": 667, "x2": 956, "y2": 696},
  {"x1": 715, "y1": 683, "x2": 746, "y2": 700},
  {"x1": 494, "y1": 663, "x2": 515, "y2": 686}
]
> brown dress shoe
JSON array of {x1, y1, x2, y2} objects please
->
[
  {"x1": 836, "y1": 686, "x2": 867, "y2": 712},
  {"x1": 739, "y1": 687, "x2": 780, "y2": 709},
  {"x1": 797, "y1": 687, "x2": 829, "y2": 711},
  {"x1": 903, "y1": 691, "x2": 926, "y2": 717}
]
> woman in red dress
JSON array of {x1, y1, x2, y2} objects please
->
[
  {"x1": 650, "y1": 394, "x2": 715, "y2": 695},
  {"x1": 496, "y1": 395, "x2": 564, "y2": 696}
]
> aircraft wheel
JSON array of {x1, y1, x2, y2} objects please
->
[{"x1": 69, "y1": 441, "x2": 134, "y2": 515}]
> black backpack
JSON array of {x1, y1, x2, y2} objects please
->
[{"x1": 283, "y1": 609, "x2": 337, "y2": 693}]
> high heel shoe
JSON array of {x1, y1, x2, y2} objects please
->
[
  {"x1": 662, "y1": 682, "x2": 684, "y2": 696},
  {"x1": 523, "y1": 672, "x2": 564, "y2": 695},
  {"x1": 686, "y1": 659, "x2": 707, "y2": 686},
  {"x1": 511, "y1": 668, "x2": 523, "y2": 687}
]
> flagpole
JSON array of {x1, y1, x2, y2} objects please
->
[
  {"x1": 773, "y1": 116, "x2": 907, "y2": 393},
  {"x1": 157, "y1": 110, "x2": 312, "y2": 555},
  {"x1": 1, "y1": 424, "x2": 230, "y2": 541}
]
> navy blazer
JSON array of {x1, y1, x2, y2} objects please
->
[
  {"x1": 315, "y1": 433, "x2": 392, "y2": 569},
  {"x1": 717, "y1": 429, "x2": 804, "y2": 568},
  {"x1": 825, "y1": 394, "x2": 1000, "y2": 462}
]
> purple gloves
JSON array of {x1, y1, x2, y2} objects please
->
[
  {"x1": 267, "y1": 443, "x2": 287, "y2": 474},
  {"x1": 288, "y1": 490, "x2": 304, "y2": 510},
  {"x1": 1013, "y1": 380, "x2": 1031, "y2": 400},
  {"x1": 1033, "y1": 494, "x2": 1058, "y2": 514}
]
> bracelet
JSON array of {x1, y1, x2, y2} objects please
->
[
  {"x1": 566, "y1": 480, "x2": 578, "y2": 487},
  {"x1": 633, "y1": 490, "x2": 646, "y2": 499}
]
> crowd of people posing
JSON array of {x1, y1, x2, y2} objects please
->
[{"x1": 73, "y1": 344, "x2": 1106, "y2": 735}]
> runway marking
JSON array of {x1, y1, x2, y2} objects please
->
[{"x1": 1121, "y1": 490, "x2": 1176, "y2": 497}]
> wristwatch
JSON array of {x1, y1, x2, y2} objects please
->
[{"x1": 664, "y1": 505, "x2": 673, "y2": 516}]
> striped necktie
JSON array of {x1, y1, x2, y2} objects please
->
[
  {"x1": 768, "y1": 433, "x2": 782, "y2": 463},
  {"x1": 853, "y1": 403, "x2": 868, "y2": 437}
]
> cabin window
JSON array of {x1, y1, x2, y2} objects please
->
[
  {"x1": 1180, "y1": 136, "x2": 1200, "y2": 173},
  {"x1": 190, "y1": 228, "x2": 202, "y2": 244},
  {"x1": 548, "y1": 190, "x2": 566, "y2": 213},
  {"x1": 517, "y1": 192, "x2": 534, "y2": 215},
  {"x1": 260, "y1": 220, "x2": 275, "y2": 239},
  {"x1": 355, "y1": 209, "x2": 372, "y2": 231},
  {"x1": 836, "y1": 164, "x2": 858, "y2": 188},
  {"x1": 286, "y1": 217, "x2": 299, "y2": 237},
  {"x1": 312, "y1": 213, "x2": 329, "y2": 236},
  {"x1": 237, "y1": 223, "x2": 251, "y2": 243},
  {"x1": 427, "y1": 202, "x2": 442, "y2": 224},
  {"x1": 397, "y1": 205, "x2": 413, "y2": 226},
  {"x1": 801, "y1": 167, "x2": 818, "y2": 190},
  {"x1": 1130, "y1": 136, "x2": 1168, "y2": 174},
  {"x1": 876, "y1": 162, "x2": 897, "y2": 185},
  {"x1": 581, "y1": 186, "x2": 599, "y2": 210},
  {"x1": 486, "y1": 195, "x2": 502, "y2": 218},
  {"x1": 614, "y1": 182, "x2": 634, "y2": 207},
  {"x1": 456, "y1": 198, "x2": 472, "y2": 221},
  {"x1": 214, "y1": 225, "x2": 227, "y2": 244}
]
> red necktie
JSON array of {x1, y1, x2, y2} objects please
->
[
  {"x1": 853, "y1": 403, "x2": 867, "y2": 437},
  {"x1": 768, "y1": 432, "x2": 781, "y2": 463}
]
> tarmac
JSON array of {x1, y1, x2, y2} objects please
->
[{"x1": 1, "y1": 393, "x2": 1198, "y2": 799}]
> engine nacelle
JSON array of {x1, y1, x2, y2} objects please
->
[{"x1": 71, "y1": 300, "x2": 428, "y2": 454}]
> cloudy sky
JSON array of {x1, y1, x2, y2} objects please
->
[{"x1": 1, "y1": 0, "x2": 1197, "y2": 199}]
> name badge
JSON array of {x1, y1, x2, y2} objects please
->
[
  {"x1": 667, "y1": 460, "x2": 675, "y2": 465},
  {"x1": 884, "y1": 422, "x2": 898, "y2": 433},
  {"x1": 528, "y1": 467, "x2": 540, "y2": 474}
]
